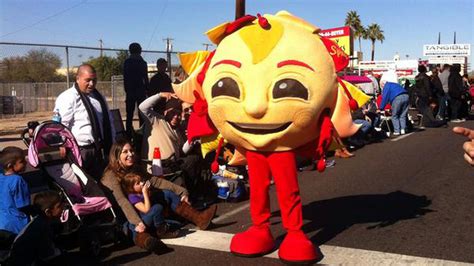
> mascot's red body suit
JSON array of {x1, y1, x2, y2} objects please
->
[{"x1": 173, "y1": 11, "x2": 360, "y2": 264}]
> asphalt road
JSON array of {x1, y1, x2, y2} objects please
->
[{"x1": 1, "y1": 120, "x2": 473, "y2": 265}]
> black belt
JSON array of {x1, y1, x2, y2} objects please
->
[{"x1": 80, "y1": 143, "x2": 96, "y2": 149}]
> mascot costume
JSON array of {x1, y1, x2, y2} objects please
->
[{"x1": 172, "y1": 11, "x2": 365, "y2": 264}]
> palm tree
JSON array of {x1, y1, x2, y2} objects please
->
[
  {"x1": 366, "y1": 23, "x2": 385, "y2": 61},
  {"x1": 344, "y1": 10, "x2": 366, "y2": 54}
]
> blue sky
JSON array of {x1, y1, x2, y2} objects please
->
[{"x1": 1, "y1": 0, "x2": 473, "y2": 69}]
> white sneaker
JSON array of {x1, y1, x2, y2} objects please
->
[
  {"x1": 374, "y1": 127, "x2": 382, "y2": 132},
  {"x1": 401, "y1": 129, "x2": 406, "y2": 135},
  {"x1": 451, "y1": 119, "x2": 463, "y2": 123},
  {"x1": 393, "y1": 132, "x2": 400, "y2": 136}
]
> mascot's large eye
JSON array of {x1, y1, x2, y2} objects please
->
[
  {"x1": 273, "y1": 79, "x2": 308, "y2": 100},
  {"x1": 211, "y1": 78, "x2": 240, "y2": 99}
]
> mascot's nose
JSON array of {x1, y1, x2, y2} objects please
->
[{"x1": 244, "y1": 98, "x2": 268, "y2": 119}]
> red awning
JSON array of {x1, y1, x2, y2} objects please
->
[{"x1": 341, "y1": 75, "x2": 372, "y2": 84}]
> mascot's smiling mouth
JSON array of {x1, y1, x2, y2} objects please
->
[{"x1": 228, "y1": 121, "x2": 292, "y2": 135}]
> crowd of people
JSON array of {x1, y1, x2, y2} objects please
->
[
  {"x1": 0, "y1": 42, "x2": 220, "y2": 264},
  {"x1": 0, "y1": 40, "x2": 473, "y2": 264},
  {"x1": 332, "y1": 63, "x2": 473, "y2": 158}
]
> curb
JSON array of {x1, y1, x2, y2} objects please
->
[{"x1": 0, "y1": 128, "x2": 23, "y2": 137}]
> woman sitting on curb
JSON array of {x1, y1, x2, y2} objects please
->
[{"x1": 100, "y1": 138, "x2": 217, "y2": 253}]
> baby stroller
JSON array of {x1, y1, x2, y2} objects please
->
[{"x1": 26, "y1": 121, "x2": 118, "y2": 256}]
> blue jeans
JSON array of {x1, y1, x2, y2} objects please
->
[
  {"x1": 140, "y1": 204, "x2": 165, "y2": 228},
  {"x1": 354, "y1": 119, "x2": 372, "y2": 134},
  {"x1": 372, "y1": 115, "x2": 381, "y2": 128},
  {"x1": 123, "y1": 221, "x2": 137, "y2": 244},
  {"x1": 158, "y1": 189, "x2": 181, "y2": 211},
  {"x1": 124, "y1": 190, "x2": 181, "y2": 237},
  {"x1": 391, "y1": 94, "x2": 409, "y2": 133},
  {"x1": 437, "y1": 95, "x2": 449, "y2": 119},
  {"x1": 139, "y1": 190, "x2": 181, "y2": 228}
]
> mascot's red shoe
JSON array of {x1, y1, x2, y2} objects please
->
[
  {"x1": 230, "y1": 225, "x2": 275, "y2": 257},
  {"x1": 278, "y1": 230, "x2": 321, "y2": 264}
]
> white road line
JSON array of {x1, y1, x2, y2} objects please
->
[
  {"x1": 162, "y1": 230, "x2": 472, "y2": 265},
  {"x1": 211, "y1": 203, "x2": 250, "y2": 224},
  {"x1": 391, "y1": 132, "x2": 414, "y2": 142}
]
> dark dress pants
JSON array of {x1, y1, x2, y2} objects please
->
[
  {"x1": 80, "y1": 145, "x2": 105, "y2": 181},
  {"x1": 126, "y1": 93, "x2": 146, "y2": 135}
]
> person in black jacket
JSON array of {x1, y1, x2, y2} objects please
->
[
  {"x1": 415, "y1": 65, "x2": 432, "y2": 108},
  {"x1": 430, "y1": 67, "x2": 445, "y2": 120},
  {"x1": 415, "y1": 65, "x2": 446, "y2": 127},
  {"x1": 459, "y1": 74, "x2": 471, "y2": 119},
  {"x1": 123, "y1": 42, "x2": 149, "y2": 136},
  {"x1": 149, "y1": 58, "x2": 173, "y2": 95},
  {"x1": 148, "y1": 58, "x2": 173, "y2": 114},
  {"x1": 448, "y1": 64, "x2": 465, "y2": 122}
]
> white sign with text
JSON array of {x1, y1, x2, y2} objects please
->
[{"x1": 423, "y1": 44, "x2": 470, "y2": 56}]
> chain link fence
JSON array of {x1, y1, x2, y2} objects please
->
[
  {"x1": 0, "y1": 42, "x2": 181, "y2": 119},
  {"x1": 0, "y1": 81, "x2": 127, "y2": 118}
]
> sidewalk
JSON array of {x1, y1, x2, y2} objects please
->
[
  {"x1": 0, "y1": 114, "x2": 138, "y2": 150},
  {"x1": 0, "y1": 111, "x2": 51, "y2": 136},
  {"x1": 0, "y1": 112, "x2": 135, "y2": 136}
]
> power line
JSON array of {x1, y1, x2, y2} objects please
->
[
  {"x1": 0, "y1": 42, "x2": 178, "y2": 53},
  {"x1": 147, "y1": 0, "x2": 168, "y2": 49},
  {"x1": 0, "y1": 0, "x2": 88, "y2": 38}
]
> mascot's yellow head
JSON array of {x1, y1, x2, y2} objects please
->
[{"x1": 174, "y1": 11, "x2": 359, "y2": 153}]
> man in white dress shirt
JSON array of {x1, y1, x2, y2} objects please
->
[{"x1": 54, "y1": 64, "x2": 114, "y2": 179}]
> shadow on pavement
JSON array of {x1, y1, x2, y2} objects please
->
[
  {"x1": 100, "y1": 251, "x2": 154, "y2": 265},
  {"x1": 65, "y1": 240, "x2": 157, "y2": 265},
  {"x1": 207, "y1": 221, "x2": 237, "y2": 230},
  {"x1": 272, "y1": 191, "x2": 433, "y2": 245}
]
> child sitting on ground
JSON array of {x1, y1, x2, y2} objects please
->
[
  {"x1": 121, "y1": 172, "x2": 181, "y2": 239},
  {"x1": 121, "y1": 171, "x2": 217, "y2": 238},
  {"x1": 0, "y1": 146, "x2": 30, "y2": 249},
  {"x1": 7, "y1": 190, "x2": 64, "y2": 265}
]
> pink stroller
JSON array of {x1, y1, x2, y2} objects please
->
[{"x1": 27, "y1": 121, "x2": 118, "y2": 255}]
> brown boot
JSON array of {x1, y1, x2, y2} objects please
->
[
  {"x1": 156, "y1": 223, "x2": 180, "y2": 239},
  {"x1": 134, "y1": 232, "x2": 171, "y2": 254},
  {"x1": 175, "y1": 202, "x2": 217, "y2": 230}
]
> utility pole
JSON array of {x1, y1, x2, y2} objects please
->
[
  {"x1": 163, "y1": 37, "x2": 173, "y2": 77},
  {"x1": 235, "y1": 0, "x2": 245, "y2": 19},
  {"x1": 202, "y1": 43, "x2": 213, "y2": 51},
  {"x1": 65, "y1": 46, "x2": 70, "y2": 87},
  {"x1": 99, "y1": 39, "x2": 103, "y2": 57}
]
